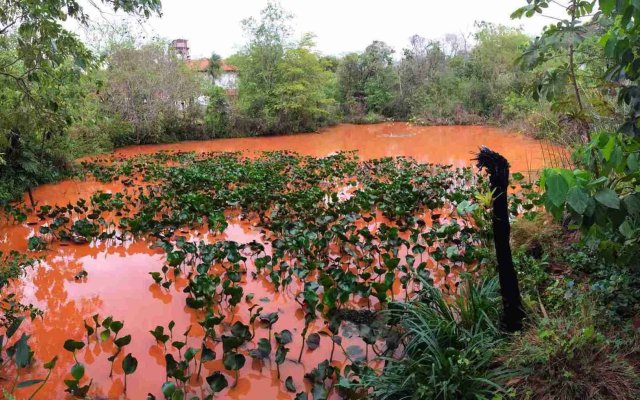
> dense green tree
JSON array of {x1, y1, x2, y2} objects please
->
[
  {"x1": 337, "y1": 41, "x2": 398, "y2": 119},
  {"x1": 397, "y1": 35, "x2": 447, "y2": 117},
  {"x1": 101, "y1": 41, "x2": 203, "y2": 145},
  {"x1": 205, "y1": 86, "x2": 230, "y2": 136},
  {"x1": 232, "y1": 2, "x2": 334, "y2": 134},
  {"x1": 0, "y1": 0, "x2": 162, "y2": 202},
  {"x1": 391, "y1": 24, "x2": 533, "y2": 125},
  {"x1": 362, "y1": 41, "x2": 398, "y2": 115},
  {"x1": 512, "y1": 0, "x2": 613, "y2": 139},
  {"x1": 597, "y1": 0, "x2": 640, "y2": 135}
]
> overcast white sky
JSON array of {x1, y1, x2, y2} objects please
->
[{"x1": 94, "y1": 0, "x2": 564, "y2": 59}]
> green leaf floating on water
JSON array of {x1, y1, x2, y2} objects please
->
[
  {"x1": 63, "y1": 339, "x2": 85, "y2": 353},
  {"x1": 206, "y1": 371, "x2": 228, "y2": 393},
  {"x1": 306, "y1": 333, "x2": 321, "y2": 350},
  {"x1": 44, "y1": 355, "x2": 58, "y2": 369},
  {"x1": 223, "y1": 352, "x2": 246, "y2": 371},
  {"x1": 285, "y1": 376, "x2": 297, "y2": 392},
  {"x1": 7, "y1": 316, "x2": 24, "y2": 338},
  {"x1": 17, "y1": 379, "x2": 45, "y2": 388},
  {"x1": 161, "y1": 381, "x2": 177, "y2": 397},
  {"x1": 71, "y1": 362, "x2": 85, "y2": 380},
  {"x1": 115, "y1": 334, "x2": 132, "y2": 347},
  {"x1": 123, "y1": 353, "x2": 138, "y2": 374}
]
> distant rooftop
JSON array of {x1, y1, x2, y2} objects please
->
[{"x1": 187, "y1": 58, "x2": 237, "y2": 72}]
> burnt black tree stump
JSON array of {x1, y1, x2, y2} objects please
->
[{"x1": 475, "y1": 146, "x2": 525, "y2": 332}]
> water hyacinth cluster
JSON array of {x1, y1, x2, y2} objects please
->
[{"x1": 3, "y1": 150, "x2": 501, "y2": 399}]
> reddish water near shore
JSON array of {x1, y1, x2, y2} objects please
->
[
  {"x1": 113, "y1": 123, "x2": 558, "y2": 173},
  {"x1": 0, "y1": 123, "x2": 560, "y2": 399}
]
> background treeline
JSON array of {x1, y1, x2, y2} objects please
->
[{"x1": 0, "y1": 1, "x2": 631, "y2": 203}]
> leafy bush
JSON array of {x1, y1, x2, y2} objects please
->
[
  {"x1": 0, "y1": 135, "x2": 73, "y2": 204},
  {"x1": 100, "y1": 41, "x2": 204, "y2": 145},
  {"x1": 204, "y1": 86, "x2": 231, "y2": 137},
  {"x1": 540, "y1": 133, "x2": 640, "y2": 264}
]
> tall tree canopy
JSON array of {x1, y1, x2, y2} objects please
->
[
  {"x1": 233, "y1": 1, "x2": 334, "y2": 134},
  {"x1": 0, "y1": 0, "x2": 162, "y2": 201}
]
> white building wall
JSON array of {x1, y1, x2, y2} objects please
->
[{"x1": 214, "y1": 72, "x2": 237, "y2": 90}]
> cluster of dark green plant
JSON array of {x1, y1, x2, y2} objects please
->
[
  {"x1": 0, "y1": 0, "x2": 163, "y2": 203},
  {"x1": 0, "y1": 251, "x2": 49, "y2": 399},
  {"x1": 3, "y1": 0, "x2": 632, "y2": 205},
  {"x1": 1, "y1": 149, "x2": 507, "y2": 398}
]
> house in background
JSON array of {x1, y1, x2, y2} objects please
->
[
  {"x1": 171, "y1": 39, "x2": 238, "y2": 105},
  {"x1": 187, "y1": 57, "x2": 238, "y2": 97}
]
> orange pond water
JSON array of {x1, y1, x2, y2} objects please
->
[{"x1": 1, "y1": 123, "x2": 559, "y2": 400}]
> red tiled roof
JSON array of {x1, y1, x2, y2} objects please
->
[{"x1": 187, "y1": 58, "x2": 237, "y2": 72}]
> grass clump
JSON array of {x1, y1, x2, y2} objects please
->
[
  {"x1": 510, "y1": 214, "x2": 563, "y2": 260},
  {"x1": 506, "y1": 297, "x2": 640, "y2": 400},
  {"x1": 357, "y1": 276, "x2": 514, "y2": 400}
]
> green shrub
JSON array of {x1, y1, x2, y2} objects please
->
[
  {"x1": 205, "y1": 86, "x2": 231, "y2": 137},
  {"x1": 357, "y1": 276, "x2": 513, "y2": 400}
]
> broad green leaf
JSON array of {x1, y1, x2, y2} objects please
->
[
  {"x1": 276, "y1": 330, "x2": 293, "y2": 345},
  {"x1": 599, "y1": 0, "x2": 615, "y2": 13},
  {"x1": 285, "y1": 376, "x2": 297, "y2": 392},
  {"x1": 110, "y1": 321, "x2": 124, "y2": 334},
  {"x1": 63, "y1": 339, "x2": 85, "y2": 353},
  {"x1": 249, "y1": 338, "x2": 271, "y2": 359},
  {"x1": 305, "y1": 333, "x2": 321, "y2": 350},
  {"x1": 44, "y1": 355, "x2": 58, "y2": 369},
  {"x1": 623, "y1": 194, "x2": 640, "y2": 217},
  {"x1": 184, "y1": 347, "x2": 199, "y2": 362},
  {"x1": 602, "y1": 135, "x2": 616, "y2": 161},
  {"x1": 171, "y1": 390, "x2": 185, "y2": 400},
  {"x1": 222, "y1": 352, "x2": 245, "y2": 371},
  {"x1": 114, "y1": 335, "x2": 132, "y2": 347},
  {"x1": 275, "y1": 345, "x2": 289, "y2": 365},
  {"x1": 594, "y1": 188, "x2": 620, "y2": 209},
  {"x1": 618, "y1": 220, "x2": 634, "y2": 238},
  {"x1": 17, "y1": 379, "x2": 45, "y2": 388},
  {"x1": 545, "y1": 174, "x2": 569, "y2": 207},
  {"x1": 566, "y1": 187, "x2": 589, "y2": 214},
  {"x1": 161, "y1": 381, "x2": 177, "y2": 397},
  {"x1": 627, "y1": 153, "x2": 639, "y2": 171},
  {"x1": 7, "y1": 317, "x2": 25, "y2": 339},
  {"x1": 201, "y1": 346, "x2": 216, "y2": 362}
]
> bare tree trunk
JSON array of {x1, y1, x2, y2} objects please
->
[
  {"x1": 27, "y1": 187, "x2": 35, "y2": 208},
  {"x1": 568, "y1": 45, "x2": 584, "y2": 113},
  {"x1": 475, "y1": 147, "x2": 525, "y2": 332}
]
